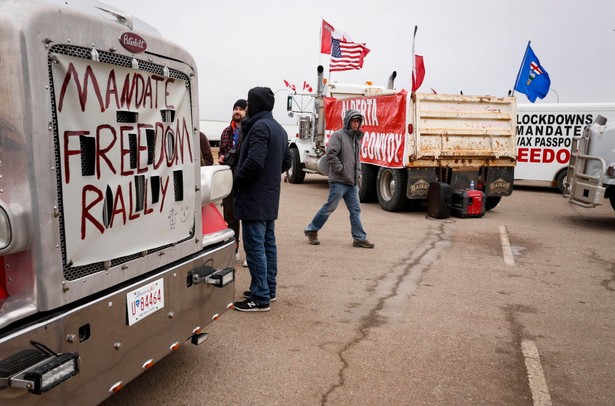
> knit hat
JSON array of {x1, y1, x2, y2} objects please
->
[{"x1": 233, "y1": 99, "x2": 248, "y2": 110}]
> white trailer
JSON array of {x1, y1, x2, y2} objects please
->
[
  {"x1": 199, "y1": 120, "x2": 229, "y2": 147},
  {"x1": 515, "y1": 103, "x2": 615, "y2": 192}
]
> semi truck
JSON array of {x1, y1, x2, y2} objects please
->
[
  {"x1": 564, "y1": 115, "x2": 615, "y2": 212},
  {"x1": 0, "y1": 1, "x2": 236, "y2": 404},
  {"x1": 286, "y1": 66, "x2": 517, "y2": 212},
  {"x1": 515, "y1": 103, "x2": 615, "y2": 193}
]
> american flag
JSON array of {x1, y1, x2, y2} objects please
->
[{"x1": 330, "y1": 38, "x2": 370, "y2": 72}]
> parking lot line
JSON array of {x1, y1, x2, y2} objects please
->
[
  {"x1": 499, "y1": 225, "x2": 515, "y2": 266},
  {"x1": 522, "y1": 339, "x2": 553, "y2": 406}
]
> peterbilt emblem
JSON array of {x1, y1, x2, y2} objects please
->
[{"x1": 119, "y1": 32, "x2": 147, "y2": 53}]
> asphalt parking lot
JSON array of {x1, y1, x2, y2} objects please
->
[{"x1": 103, "y1": 175, "x2": 615, "y2": 406}]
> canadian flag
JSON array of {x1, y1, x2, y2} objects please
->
[
  {"x1": 412, "y1": 54, "x2": 425, "y2": 92},
  {"x1": 283, "y1": 79, "x2": 296, "y2": 92},
  {"x1": 320, "y1": 19, "x2": 352, "y2": 55},
  {"x1": 303, "y1": 81, "x2": 313, "y2": 93}
]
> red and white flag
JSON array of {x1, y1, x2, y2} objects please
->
[
  {"x1": 330, "y1": 39, "x2": 370, "y2": 72},
  {"x1": 283, "y1": 79, "x2": 296, "y2": 92},
  {"x1": 303, "y1": 81, "x2": 313, "y2": 93},
  {"x1": 412, "y1": 54, "x2": 425, "y2": 92},
  {"x1": 321, "y1": 19, "x2": 336, "y2": 54},
  {"x1": 320, "y1": 19, "x2": 352, "y2": 55}
]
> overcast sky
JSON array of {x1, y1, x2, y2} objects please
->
[{"x1": 101, "y1": 0, "x2": 615, "y2": 125}]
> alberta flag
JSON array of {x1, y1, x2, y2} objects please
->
[{"x1": 514, "y1": 43, "x2": 551, "y2": 103}]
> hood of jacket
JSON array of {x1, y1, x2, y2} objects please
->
[
  {"x1": 247, "y1": 86, "x2": 275, "y2": 118},
  {"x1": 343, "y1": 109, "x2": 363, "y2": 131}
]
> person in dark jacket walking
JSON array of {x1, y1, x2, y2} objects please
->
[
  {"x1": 233, "y1": 86, "x2": 291, "y2": 312},
  {"x1": 304, "y1": 109, "x2": 374, "y2": 248}
]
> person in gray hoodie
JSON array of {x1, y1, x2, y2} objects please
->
[{"x1": 304, "y1": 109, "x2": 375, "y2": 248}]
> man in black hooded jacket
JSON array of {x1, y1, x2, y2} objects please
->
[{"x1": 233, "y1": 86, "x2": 291, "y2": 312}]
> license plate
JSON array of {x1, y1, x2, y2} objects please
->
[{"x1": 126, "y1": 278, "x2": 165, "y2": 326}]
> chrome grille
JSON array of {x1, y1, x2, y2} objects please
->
[{"x1": 48, "y1": 44, "x2": 193, "y2": 281}]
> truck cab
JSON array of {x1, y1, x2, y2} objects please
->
[
  {"x1": 564, "y1": 115, "x2": 615, "y2": 212},
  {"x1": 0, "y1": 1, "x2": 235, "y2": 403}
]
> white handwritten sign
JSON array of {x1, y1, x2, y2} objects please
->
[{"x1": 52, "y1": 54, "x2": 195, "y2": 266}]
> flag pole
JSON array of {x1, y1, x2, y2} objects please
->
[
  {"x1": 319, "y1": 18, "x2": 323, "y2": 68},
  {"x1": 328, "y1": 41, "x2": 333, "y2": 84},
  {"x1": 512, "y1": 41, "x2": 531, "y2": 96},
  {"x1": 411, "y1": 25, "x2": 418, "y2": 93}
]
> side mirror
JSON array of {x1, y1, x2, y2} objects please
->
[
  {"x1": 594, "y1": 114, "x2": 607, "y2": 126},
  {"x1": 286, "y1": 94, "x2": 293, "y2": 112}
]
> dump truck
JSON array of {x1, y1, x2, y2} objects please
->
[
  {"x1": 286, "y1": 66, "x2": 517, "y2": 212},
  {"x1": 0, "y1": 1, "x2": 236, "y2": 404}
]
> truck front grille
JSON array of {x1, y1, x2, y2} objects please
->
[{"x1": 47, "y1": 44, "x2": 193, "y2": 281}]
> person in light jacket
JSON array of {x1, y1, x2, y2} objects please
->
[{"x1": 304, "y1": 109, "x2": 374, "y2": 249}]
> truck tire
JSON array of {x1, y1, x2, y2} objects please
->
[
  {"x1": 555, "y1": 169, "x2": 567, "y2": 194},
  {"x1": 287, "y1": 147, "x2": 305, "y2": 184},
  {"x1": 359, "y1": 163, "x2": 378, "y2": 202},
  {"x1": 376, "y1": 167, "x2": 408, "y2": 212},
  {"x1": 609, "y1": 195, "x2": 615, "y2": 212},
  {"x1": 485, "y1": 196, "x2": 501, "y2": 211}
]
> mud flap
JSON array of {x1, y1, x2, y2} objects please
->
[
  {"x1": 484, "y1": 167, "x2": 514, "y2": 196},
  {"x1": 406, "y1": 168, "x2": 437, "y2": 199}
]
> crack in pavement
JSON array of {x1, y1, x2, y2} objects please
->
[
  {"x1": 501, "y1": 304, "x2": 538, "y2": 405},
  {"x1": 320, "y1": 222, "x2": 451, "y2": 405},
  {"x1": 588, "y1": 249, "x2": 615, "y2": 292}
]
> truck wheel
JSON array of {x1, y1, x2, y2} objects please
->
[
  {"x1": 485, "y1": 196, "x2": 501, "y2": 211},
  {"x1": 287, "y1": 148, "x2": 305, "y2": 184},
  {"x1": 359, "y1": 163, "x2": 377, "y2": 202},
  {"x1": 609, "y1": 195, "x2": 615, "y2": 212},
  {"x1": 555, "y1": 170, "x2": 567, "y2": 194},
  {"x1": 376, "y1": 167, "x2": 408, "y2": 212}
]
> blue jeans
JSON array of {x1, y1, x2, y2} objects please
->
[
  {"x1": 242, "y1": 220, "x2": 277, "y2": 304},
  {"x1": 306, "y1": 182, "x2": 367, "y2": 241}
]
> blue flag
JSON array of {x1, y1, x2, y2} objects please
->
[{"x1": 514, "y1": 43, "x2": 551, "y2": 103}]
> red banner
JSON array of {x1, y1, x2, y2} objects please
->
[{"x1": 324, "y1": 91, "x2": 407, "y2": 168}]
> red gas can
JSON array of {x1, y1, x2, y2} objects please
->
[{"x1": 451, "y1": 189, "x2": 486, "y2": 218}]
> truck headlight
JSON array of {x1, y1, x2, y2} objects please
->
[
  {"x1": 189, "y1": 266, "x2": 234, "y2": 288},
  {"x1": 607, "y1": 165, "x2": 615, "y2": 178},
  {"x1": 27, "y1": 353, "x2": 80, "y2": 394},
  {"x1": 8, "y1": 352, "x2": 80, "y2": 395},
  {"x1": 205, "y1": 267, "x2": 234, "y2": 287}
]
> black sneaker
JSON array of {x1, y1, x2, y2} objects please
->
[
  {"x1": 243, "y1": 290, "x2": 276, "y2": 302},
  {"x1": 233, "y1": 298, "x2": 270, "y2": 312},
  {"x1": 353, "y1": 239, "x2": 375, "y2": 248}
]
